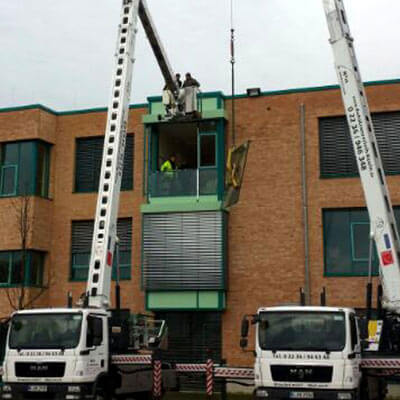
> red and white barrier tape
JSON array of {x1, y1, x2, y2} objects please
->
[
  {"x1": 215, "y1": 367, "x2": 254, "y2": 379},
  {"x1": 206, "y1": 359, "x2": 214, "y2": 396},
  {"x1": 152, "y1": 359, "x2": 162, "y2": 399},
  {"x1": 175, "y1": 363, "x2": 207, "y2": 372},
  {"x1": 361, "y1": 359, "x2": 400, "y2": 369},
  {"x1": 112, "y1": 354, "x2": 152, "y2": 364}
]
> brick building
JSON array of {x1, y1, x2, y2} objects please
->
[{"x1": 1, "y1": 79, "x2": 400, "y2": 366}]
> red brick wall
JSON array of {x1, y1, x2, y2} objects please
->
[{"x1": 0, "y1": 81, "x2": 400, "y2": 365}]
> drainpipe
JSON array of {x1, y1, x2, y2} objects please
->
[{"x1": 300, "y1": 104, "x2": 311, "y2": 305}]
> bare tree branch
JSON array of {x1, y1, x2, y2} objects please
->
[{"x1": 2, "y1": 194, "x2": 52, "y2": 312}]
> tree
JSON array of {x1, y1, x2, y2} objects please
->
[{"x1": 3, "y1": 195, "x2": 51, "y2": 311}]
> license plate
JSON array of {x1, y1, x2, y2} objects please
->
[
  {"x1": 289, "y1": 392, "x2": 314, "y2": 399},
  {"x1": 28, "y1": 385, "x2": 47, "y2": 392}
]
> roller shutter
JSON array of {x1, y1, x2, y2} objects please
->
[
  {"x1": 71, "y1": 218, "x2": 132, "y2": 253},
  {"x1": 142, "y1": 211, "x2": 227, "y2": 290},
  {"x1": 75, "y1": 135, "x2": 134, "y2": 191},
  {"x1": 319, "y1": 111, "x2": 400, "y2": 177}
]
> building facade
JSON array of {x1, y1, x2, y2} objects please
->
[{"x1": 1, "y1": 79, "x2": 400, "y2": 367}]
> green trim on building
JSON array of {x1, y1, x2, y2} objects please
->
[
  {"x1": 0, "y1": 104, "x2": 56, "y2": 115},
  {"x1": 141, "y1": 196, "x2": 222, "y2": 213},
  {"x1": 0, "y1": 103, "x2": 148, "y2": 116},
  {"x1": 1, "y1": 78, "x2": 400, "y2": 116},
  {"x1": 146, "y1": 290, "x2": 226, "y2": 310}
]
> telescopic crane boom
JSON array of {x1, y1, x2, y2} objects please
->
[
  {"x1": 86, "y1": 0, "x2": 180, "y2": 309},
  {"x1": 323, "y1": 0, "x2": 400, "y2": 313}
]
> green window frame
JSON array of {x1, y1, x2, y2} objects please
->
[
  {"x1": 323, "y1": 208, "x2": 400, "y2": 277},
  {"x1": 0, "y1": 140, "x2": 50, "y2": 198},
  {"x1": 70, "y1": 218, "x2": 132, "y2": 282},
  {"x1": 75, "y1": 135, "x2": 134, "y2": 193},
  {"x1": 0, "y1": 250, "x2": 45, "y2": 287}
]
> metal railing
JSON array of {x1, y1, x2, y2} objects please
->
[{"x1": 148, "y1": 168, "x2": 217, "y2": 198}]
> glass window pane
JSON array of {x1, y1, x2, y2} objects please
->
[
  {"x1": 1, "y1": 166, "x2": 17, "y2": 195},
  {"x1": 199, "y1": 121, "x2": 217, "y2": 133},
  {"x1": 73, "y1": 253, "x2": 90, "y2": 267},
  {"x1": 2, "y1": 143, "x2": 18, "y2": 165},
  {"x1": 71, "y1": 253, "x2": 90, "y2": 281},
  {"x1": 352, "y1": 223, "x2": 376, "y2": 260},
  {"x1": 324, "y1": 210, "x2": 352, "y2": 274},
  {"x1": 0, "y1": 253, "x2": 10, "y2": 284},
  {"x1": 71, "y1": 268, "x2": 88, "y2": 281},
  {"x1": 10, "y1": 252, "x2": 23, "y2": 285},
  {"x1": 200, "y1": 135, "x2": 216, "y2": 167},
  {"x1": 18, "y1": 142, "x2": 35, "y2": 195},
  {"x1": 199, "y1": 169, "x2": 217, "y2": 195},
  {"x1": 30, "y1": 252, "x2": 45, "y2": 286},
  {"x1": 36, "y1": 143, "x2": 49, "y2": 197},
  {"x1": 324, "y1": 209, "x2": 379, "y2": 276},
  {"x1": 112, "y1": 251, "x2": 131, "y2": 280}
]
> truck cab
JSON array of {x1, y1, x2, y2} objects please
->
[
  {"x1": 243, "y1": 306, "x2": 362, "y2": 400},
  {"x1": 2, "y1": 308, "x2": 109, "y2": 400}
]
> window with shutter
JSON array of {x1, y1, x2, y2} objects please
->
[
  {"x1": 75, "y1": 135, "x2": 134, "y2": 192},
  {"x1": 320, "y1": 111, "x2": 400, "y2": 178},
  {"x1": 70, "y1": 218, "x2": 132, "y2": 281}
]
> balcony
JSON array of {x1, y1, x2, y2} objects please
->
[{"x1": 148, "y1": 168, "x2": 218, "y2": 198}]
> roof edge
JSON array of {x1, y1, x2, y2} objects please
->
[{"x1": 1, "y1": 78, "x2": 398, "y2": 115}]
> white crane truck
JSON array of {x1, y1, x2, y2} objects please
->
[
  {"x1": 241, "y1": 1, "x2": 400, "y2": 399},
  {"x1": 0, "y1": 1, "x2": 184, "y2": 399}
]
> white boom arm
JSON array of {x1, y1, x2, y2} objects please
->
[
  {"x1": 323, "y1": 0, "x2": 400, "y2": 312},
  {"x1": 86, "y1": 0, "x2": 140, "y2": 308},
  {"x1": 86, "y1": 0, "x2": 179, "y2": 308}
]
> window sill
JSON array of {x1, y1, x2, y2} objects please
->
[
  {"x1": 69, "y1": 277, "x2": 132, "y2": 282},
  {"x1": 73, "y1": 188, "x2": 134, "y2": 194},
  {"x1": 324, "y1": 273, "x2": 379, "y2": 277},
  {"x1": 0, "y1": 194, "x2": 51, "y2": 200}
]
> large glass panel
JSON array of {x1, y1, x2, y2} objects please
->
[
  {"x1": 149, "y1": 169, "x2": 197, "y2": 197},
  {"x1": 1, "y1": 165, "x2": 17, "y2": 195},
  {"x1": 18, "y1": 141, "x2": 35, "y2": 195},
  {"x1": 200, "y1": 135, "x2": 216, "y2": 167},
  {"x1": 199, "y1": 168, "x2": 217, "y2": 195},
  {"x1": 0, "y1": 253, "x2": 10, "y2": 284},
  {"x1": 258, "y1": 311, "x2": 346, "y2": 352},
  {"x1": 9, "y1": 313, "x2": 83, "y2": 349}
]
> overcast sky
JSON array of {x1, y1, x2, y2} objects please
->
[{"x1": 0, "y1": 0, "x2": 399, "y2": 111}]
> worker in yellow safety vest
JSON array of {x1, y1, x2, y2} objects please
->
[
  {"x1": 160, "y1": 154, "x2": 177, "y2": 195},
  {"x1": 161, "y1": 154, "x2": 177, "y2": 174}
]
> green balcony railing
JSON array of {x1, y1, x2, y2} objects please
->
[{"x1": 148, "y1": 168, "x2": 218, "y2": 198}]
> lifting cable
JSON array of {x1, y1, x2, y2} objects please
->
[
  {"x1": 230, "y1": 0, "x2": 236, "y2": 148},
  {"x1": 225, "y1": 0, "x2": 240, "y2": 188}
]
